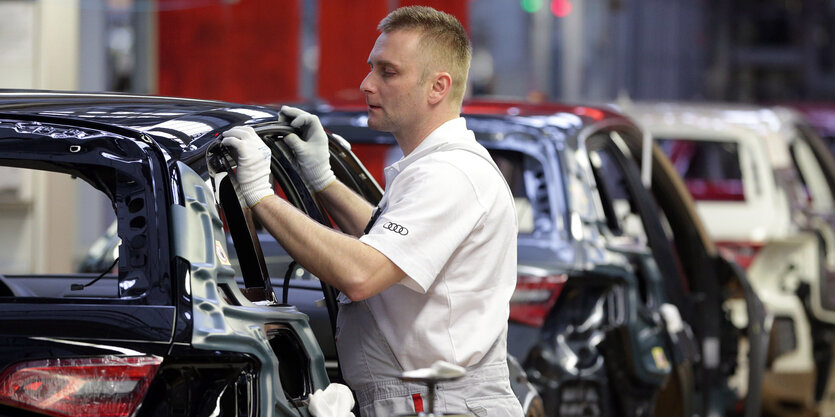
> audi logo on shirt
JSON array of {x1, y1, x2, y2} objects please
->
[{"x1": 382, "y1": 222, "x2": 409, "y2": 235}]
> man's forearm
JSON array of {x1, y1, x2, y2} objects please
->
[
  {"x1": 315, "y1": 180, "x2": 376, "y2": 237},
  {"x1": 251, "y1": 195, "x2": 403, "y2": 300}
]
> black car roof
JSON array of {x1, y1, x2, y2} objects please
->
[{"x1": 0, "y1": 90, "x2": 279, "y2": 161}]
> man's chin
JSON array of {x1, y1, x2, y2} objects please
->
[{"x1": 366, "y1": 117, "x2": 391, "y2": 133}]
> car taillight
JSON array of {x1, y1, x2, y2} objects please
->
[
  {"x1": 684, "y1": 179, "x2": 745, "y2": 201},
  {"x1": 510, "y1": 273, "x2": 568, "y2": 327},
  {"x1": 0, "y1": 356, "x2": 162, "y2": 417},
  {"x1": 716, "y1": 241, "x2": 765, "y2": 270}
]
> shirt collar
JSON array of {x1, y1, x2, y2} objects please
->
[{"x1": 389, "y1": 117, "x2": 471, "y2": 173}]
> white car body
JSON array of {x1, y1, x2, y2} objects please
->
[{"x1": 623, "y1": 102, "x2": 835, "y2": 416}]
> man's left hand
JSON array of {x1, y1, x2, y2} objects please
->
[{"x1": 280, "y1": 106, "x2": 336, "y2": 193}]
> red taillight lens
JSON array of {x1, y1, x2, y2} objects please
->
[
  {"x1": 0, "y1": 356, "x2": 162, "y2": 417},
  {"x1": 716, "y1": 241, "x2": 765, "y2": 270},
  {"x1": 509, "y1": 273, "x2": 568, "y2": 327}
]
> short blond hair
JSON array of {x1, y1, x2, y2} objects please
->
[{"x1": 378, "y1": 6, "x2": 472, "y2": 105}]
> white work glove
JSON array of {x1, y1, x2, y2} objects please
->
[
  {"x1": 309, "y1": 383, "x2": 355, "y2": 417},
  {"x1": 279, "y1": 105, "x2": 336, "y2": 193},
  {"x1": 220, "y1": 126, "x2": 273, "y2": 208}
]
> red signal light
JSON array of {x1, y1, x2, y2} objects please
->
[{"x1": 551, "y1": 0, "x2": 573, "y2": 17}]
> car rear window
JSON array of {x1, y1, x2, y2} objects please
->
[
  {"x1": 657, "y1": 138, "x2": 745, "y2": 202},
  {"x1": 0, "y1": 165, "x2": 124, "y2": 299}
]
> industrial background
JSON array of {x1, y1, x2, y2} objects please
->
[{"x1": 0, "y1": 0, "x2": 834, "y2": 273}]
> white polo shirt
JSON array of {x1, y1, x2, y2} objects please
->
[{"x1": 358, "y1": 117, "x2": 518, "y2": 371}]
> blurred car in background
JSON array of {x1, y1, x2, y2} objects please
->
[
  {"x1": 784, "y1": 103, "x2": 835, "y2": 155},
  {"x1": 623, "y1": 102, "x2": 835, "y2": 417},
  {"x1": 312, "y1": 100, "x2": 766, "y2": 417}
]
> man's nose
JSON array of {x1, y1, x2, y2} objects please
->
[{"x1": 360, "y1": 72, "x2": 374, "y2": 94}]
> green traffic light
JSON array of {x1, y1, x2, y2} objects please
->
[{"x1": 520, "y1": 0, "x2": 543, "y2": 13}]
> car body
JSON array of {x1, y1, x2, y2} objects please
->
[
  {"x1": 0, "y1": 90, "x2": 370, "y2": 417},
  {"x1": 312, "y1": 100, "x2": 766, "y2": 417},
  {"x1": 622, "y1": 101, "x2": 835, "y2": 417}
]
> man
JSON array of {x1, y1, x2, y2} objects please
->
[{"x1": 221, "y1": 6, "x2": 522, "y2": 416}]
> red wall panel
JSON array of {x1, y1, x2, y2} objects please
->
[
  {"x1": 156, "y1": 1, "x2": 469, "y2": 103},
  {"x1": 157, "y1": 0, "x2": 299, "y2": 104},
  {"x1": 317, "y1": 0, "x2": 469, "y2": 103},
  {"x1": 317, "y1": 0, "x2": 389, "y2": 103}
]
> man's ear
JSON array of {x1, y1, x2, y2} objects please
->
[{"x1": 428, "y1": 72, "x2": 452, "y2": 105}]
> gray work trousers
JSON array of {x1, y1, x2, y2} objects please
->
[{"x1": 335, "y1": 298, "x2": 524, "y2": 417}]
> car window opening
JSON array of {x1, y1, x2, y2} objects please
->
[
  {"x1": 0, "y1": 165, "x2": 134, "y2": 300},
  {"x1": 790, "y1": 139, "x2": 835, "y2": 211},
  {"x1": 589, "y1": 147, "x2": 650, "y2": 243},
  {"x1": 657, "y1": 138, "x2": 746, "y2": 202}
]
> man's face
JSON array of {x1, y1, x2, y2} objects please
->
[{"x1": 360, "y1": 30, "x2": 430, "y2": 135}]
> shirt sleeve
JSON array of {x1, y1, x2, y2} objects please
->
[{"x1": 359, "y1": 159, "x2": 486, "y2": 293}]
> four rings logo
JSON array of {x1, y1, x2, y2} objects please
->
[{"x1": 382, "y1": 222, "x2": 409, "y2": 235}]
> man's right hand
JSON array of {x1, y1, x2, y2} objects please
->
[
  {"x1": 280, "y1": 106, "x2": 336, "y2": 193},
  {"x1": 221, "y1": 126, "x2": 274, "y2": 208}
]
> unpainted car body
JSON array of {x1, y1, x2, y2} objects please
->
[{"x1": 623, "y1": 101, "x2": 835, "y2": 416}]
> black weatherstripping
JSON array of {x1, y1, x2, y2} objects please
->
[
  {"x1": 258, "y1": 126, "x2": 330, "y2": 223},
  {"x1": 259, "y1": 127, "x2": 343, "y2": 331},
  {"x1": 586, "y1": 132, "x2": 695, "y2": 324},
  {"x1": 217, "y1": 174, "x2": 277, "y2": 303}
]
